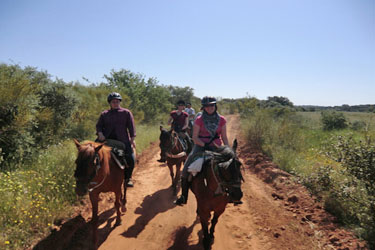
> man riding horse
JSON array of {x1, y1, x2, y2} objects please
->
[
  {"x1": 157, "y1": 100, "x2": 192, "y2": 163},
  {"x1": 174, "y1": 96, "x2": 229, "y2": 205}
]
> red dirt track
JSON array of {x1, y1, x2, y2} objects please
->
[{"x1": 34, "y1": 115, "x2": 367, "y2": 250}]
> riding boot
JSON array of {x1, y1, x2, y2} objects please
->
[{"x1": 174, "y1": 177, "x2": 190, "y2": 205}]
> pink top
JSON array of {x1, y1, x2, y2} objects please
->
[{"x1": 194, "y1": 115, "x2": 226, "y2": 146}]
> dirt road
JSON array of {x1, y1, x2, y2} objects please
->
[{"x1": 34, "y1": 115, "x2": 366, "y2": 250}]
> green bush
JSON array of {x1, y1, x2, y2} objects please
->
[
  {"x1": 321, "y1": 111, "x2": 348, "y2": 130},
  {"x1": 351, "y1": 120, "x2": 366, "y2": 131},
  {"x1": 324, "y1": 135, "x2": 375, "y2": 247}
]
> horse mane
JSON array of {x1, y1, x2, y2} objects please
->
[
  {"x1": 80, "y1": 140, "x2": 111, "y2": 153},
  {"x1": 210, "y1": 145, "x2": 235, "y2": 163}
]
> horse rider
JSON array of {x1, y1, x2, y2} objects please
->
[
  {"x1": 157, "y1": 100, "x2": 192, "y2": 163},
  {"x1": 174, "y1": 96, "x2": 229, "y2": 205},
  {"x1": 96, "y1": 92, "x2": 137, "y2": 187},
  {"x1": 185, "y1": 102, "x2": 195, "y2": 131}
]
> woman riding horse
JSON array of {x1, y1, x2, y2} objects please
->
[
  {"x1": 158, "y1": 100, "x2": 192, "y2": 163},
  {"x1": 174, "y1": 96, "x2": 229, "y2": 205},
  {"x1": 96, "y1": 92, "x2": 136, "y2": 187}
]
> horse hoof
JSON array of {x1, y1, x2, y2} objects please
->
[{"x1": 121, "y1": 206, "x2": 127, "y2": 213}]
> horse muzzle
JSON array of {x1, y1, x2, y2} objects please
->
[
  {"x1": 229, "y1": 187, "x2": 243, "y2": 202},
  {"x1": 75, "y1": 182, "x2": 89, "y2": 196}
]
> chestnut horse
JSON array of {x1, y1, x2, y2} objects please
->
[
  {"x1": 190, "y1": 139, "x2": 243, "y2": 250},
  {"x1": 159, "y1": 126, "x2": 190, "y2": 193},
  {"x1": 73, "y1": 139, "x2": 127, "y2": 248}
]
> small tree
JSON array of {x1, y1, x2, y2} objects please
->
[{"x1": 321, "y1": 111, "x2": 348, "y2": 130}]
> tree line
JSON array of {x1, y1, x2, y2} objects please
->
[{"x1": 0, "y1": 63, "x2": 198, "y2": 170}]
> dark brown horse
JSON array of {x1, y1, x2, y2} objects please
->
[
  {"x1": 159, "y1": 126, "x2": 190, "y2": 193},
  {"x1": 73, "y1": 139, "x2": 127, "y2": 248},
  {"x1": 190, "y1": 139, "x2": 243, "y2": 250}
]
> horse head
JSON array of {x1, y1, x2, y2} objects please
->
[
  {"x1": 73, "y1": 139, "x2": 103, "y2": 196},
  {"x1": 216, "y1": 139, "x2": 243, "y2": 202},
  {"x1": 159, "y1": 126, "x2": 172, "y2": 152}
]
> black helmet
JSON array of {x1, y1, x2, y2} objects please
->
[
  {"x1": 177, "y1": 100, "x2": 186, "y2": 106},
  {"x1": 107, "y1": 92, "x2": 122, "y2": 103},
  {"x1": 201, "y1": 96, "x2": 216, "y2": 106}
]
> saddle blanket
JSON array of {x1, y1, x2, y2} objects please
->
[{"x1": 187, "y1": 157, "x2": 204, "y2": 176}]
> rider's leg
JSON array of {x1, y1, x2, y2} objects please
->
[
  {"x1": 175, "y1": 145, "x2": 204, "y2": 205},
  {"x1": 125, "y1": 145, "x2": 135, "y2": 187}
]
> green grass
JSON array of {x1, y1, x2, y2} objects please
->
[
  {"x1": 0, "y1": 123, "x2": 162, "y2": 249},
  {"x1": 297, "y1": 111, "x2": 375, "y2": 130},
  {"x1": 134, "y1": 124, "x2": 162, "y2": 154},
  {"x1": 241, "y1": 109, "x2": 375, "y2": 247}
]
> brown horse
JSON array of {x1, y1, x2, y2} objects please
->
[
  {"x1": 159, "y1": 126, "x2": 190, "y2": 193},
  {"x1": 190, "y1": 139, "x2": 243, "y2": 250},
  {"x1": 73, "y1": 139, "x2": 127, "y2": 248}
]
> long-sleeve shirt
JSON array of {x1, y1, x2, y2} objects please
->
[{"x1": 96, "y1": 107, "x2": 136, "y2": 146}]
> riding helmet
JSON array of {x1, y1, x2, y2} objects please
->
[
  {"x1": 177, "y1": 100, "x2": 186, "y2": 106},
  {"x1": 201, "y1": 96, "x2": 217, "y2": 106},
  {"x1": 107, "y1": 92, "x2": 122, "y2": 103}
]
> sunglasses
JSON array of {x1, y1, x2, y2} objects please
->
[{"x1": 204, "y1": 104, "x2": 215, "y2": 107}]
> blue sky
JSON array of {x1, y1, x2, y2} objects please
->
[{"x1": 0, "y1": 0, "x2": 374, "y2": 106}]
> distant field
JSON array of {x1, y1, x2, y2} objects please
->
[{"x1": 297, "y1": 111, "x2": 375, "y2": 129}]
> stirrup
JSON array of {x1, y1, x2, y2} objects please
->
[
  {"x1": 174, "y1": 195, "x2": 186, "y2": 205},
  {"x1": 126, "y1": 179, "x2": 134, "y2": 187}
]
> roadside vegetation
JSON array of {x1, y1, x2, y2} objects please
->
[
  {"x1": 0, "y1": 63, "x2": 200, "y2": 249},
  {"x1": 238, "y1": 97, "x2": 375, "y2": 248}
]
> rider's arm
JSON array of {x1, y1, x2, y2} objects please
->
[
  {"x1": 96, "y1": 113, "x2": 106, "y2": 141},
  {"x1": 220, "y1": 124, "x2": 229, "y2": 146},
  {"x1": 167, "y1": 116, "x2": 173, "y2": 125},
  {"x1": 182, "y1": 116, "x2": 189, "y2": 130},
  {"x1": 130, "y1": 137, "x2": 136, "y2": 149},
  {"x1": 192, "y1": 123, "x2": 205, "y2": 147}
]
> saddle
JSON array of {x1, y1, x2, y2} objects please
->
[
  {"x1": 187, "y1": 146, "x2": 235, "y2": 178},
  {"x1": 103, "y1": 139, "x2": 129, "y2": 170}
]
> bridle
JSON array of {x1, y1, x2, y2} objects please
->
[
  {"x1": 76, "y1": 148, "x2": 106, "y2": 193},
  {"x1": 161, "y1": 130, "x2": 186, "y2": 159},
  {"x1": 209, "y1": 156, "x2": 243, "y2": 196}
]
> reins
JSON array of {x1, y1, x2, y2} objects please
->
[
  {"x1": 88, "y1": 151, "x2": 107, "y2": 192},
  {"x1": 164, "y1": 132, "x2": 186, "y2": 159}
]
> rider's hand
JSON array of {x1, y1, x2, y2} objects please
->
[{"x1": 98, "y1": 132, "x2": 105, "y2": 142}]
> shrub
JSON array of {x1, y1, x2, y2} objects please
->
[
  {"x1": 351, "y1": 120, "x2": 366, "y2": 131},
  {"x1": 321, "y1": 111, "x2": 348, "y2": 130},
  {"x1": 327, "y1": 135, "x2": 375, "y2": 247}
]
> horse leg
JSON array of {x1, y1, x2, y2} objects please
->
[
  {"x1": 209, "y1": 213, "x2": 221, "y2": 241},
  {"x1": 89, "y1": 193, "x2": 99, "y2": 249},
  {"x1": 114, "y1": 188, "x2": 122, "y2": 226},
  {"x1": 121, "y1": 178, "x2": 127, "y2": 212},
  {"x1": 168, "y1": 163, "x2": 175, "y2": 188},
  {"x1": 175, "y1": 161, "x2": 181, "y2": 188},
  {"x1": 198, "y1": 207, "x2": 212, "y2": 250}
]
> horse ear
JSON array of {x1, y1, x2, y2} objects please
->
[
  {"x1": 95, "y1": 144, "x2": 104, "y2": 153},
  {"x1": 73, "y1": 139, "x2": 81, "y2": 149},
  {"x1": 160, "y1": 125, "x2": 163, "y2": 131},
  {"x1": 232, "y1": 139, "x2": 238, "y2": 152}
]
